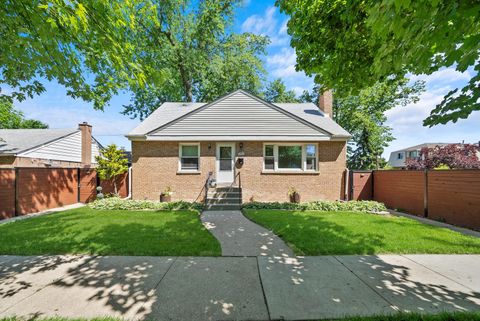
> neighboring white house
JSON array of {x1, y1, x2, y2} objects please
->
[
  {"x1": 0, "y1": 122, "x2": 101, "y2": 168},
  {"x1": 388, "y1": 143, "x2": 451, "y2": 168}
]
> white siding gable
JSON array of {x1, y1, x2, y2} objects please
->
[
  {"x1": 149, "y1": 91, "x2": 329, "y2": 138},
  {"x1": 19, "y1": 131, "x2": 100, "y2": 163}
]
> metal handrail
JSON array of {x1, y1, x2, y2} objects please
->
[
  {"x1": 192, "y1": 171, "x2": 213, "y2": 206},
  {"x1": 204, "y1": 171, "x2": 213, "y2": 206}
]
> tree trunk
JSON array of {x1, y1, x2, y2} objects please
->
[
  {"x1": 178, "y1": 60, "x2": 193, "y2": 102},
  {"x1": 113, "y1": 176, "x2": 118, "y2": 196},
  {"x1": 185, "y1": 80, "x2": 193, "y2": 102}
]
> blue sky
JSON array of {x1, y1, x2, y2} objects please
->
[{"x1": 12, "y1": 1, "x2": 480, "y2": 157}]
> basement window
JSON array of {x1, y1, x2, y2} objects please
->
[{"x1": 179, "y1": 143, "x2": 200, "y2": 171}]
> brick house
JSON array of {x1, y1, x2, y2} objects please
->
[
  {"x1": 0, "y1": 122, "x2": 101, "y2": 168},
  {"x1": 127, "y1": 90, "x2": 350, "y2": 208}
]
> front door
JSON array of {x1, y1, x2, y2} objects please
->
[{"x1": 216, "y1": 143, "x2": 235, "y2": 183}]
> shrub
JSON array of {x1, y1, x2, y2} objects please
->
[
  {"x1": 89, "y1": 197, "x2": 203, "y2": 212},
  {"x1": 242, "y1": 200, "x2": 387, "y2": 212}
]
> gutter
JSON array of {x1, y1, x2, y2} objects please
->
[{"x1": 125, "y1": 166, "x2": 132, "y2": 199}]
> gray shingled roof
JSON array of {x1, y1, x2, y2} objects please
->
[
  {"x1": 274, "y1": 103, "x2": 350, "y2": 137},
  {"x1": 0, "y1": 129, "x2": 78, "y2": 155},
  {"x1": 127, "y1": 92, "x2": 350, "y2": 138},
  {"x1": 128, "y1": 102, "x2": 206, "y2": 136}
]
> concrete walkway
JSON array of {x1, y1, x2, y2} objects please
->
[
  {"x1": 1, "y1": 255, "x2": 480, "y2": 320},
  {"x1": 201, "y1": 210, "x2": 294, "y2": 257},
  {"x1": 0, "y1": 203, "x2": 85, "y2": 225}
]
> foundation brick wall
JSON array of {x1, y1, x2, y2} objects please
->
[{"x1": 131, "y1": 140, "x2": 347, "y2": 202}]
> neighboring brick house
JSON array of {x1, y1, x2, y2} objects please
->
[
  {"x1": 127, "y1": 90, "x2": 350, "y2": 208},
  {"x1": 0, "y1": 122, "x2": 101, "y2": 168}
]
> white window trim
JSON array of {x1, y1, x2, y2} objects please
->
[
  {"x1": 178, "y1": 142, "x2": 200, "y2": 172},
  {"x1": 263, "y1": 143, "x2": 318, "y2": 172}
]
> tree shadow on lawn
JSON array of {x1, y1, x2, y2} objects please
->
[
  {"x1": 0, "y1": 211, "x2": 220, "y2": 256},
  {"x1": 265, "y1": 213, "x2": 386, "y2": 255}
]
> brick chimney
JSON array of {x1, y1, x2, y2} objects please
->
[
  {"x1": 79, "y1": 122, "x2": 92, "y2": 166},
  {"x1": 318, "y1": 90, "x2": 333, "y2": 117}
]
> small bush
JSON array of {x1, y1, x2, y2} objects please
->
[
  {"x1": 89, "y1": 197, "x2": 203, "y2": 212},
  {"x1": 242, "y1": 200, "x2": 387, "y2": 212}
]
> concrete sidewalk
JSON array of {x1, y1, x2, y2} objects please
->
[
  {"x1": 1, "y1": 255, "x2": 479, "y2": 320},
  {"x1": 201, "y1": 210, "x2": 294, "y2": 257}
]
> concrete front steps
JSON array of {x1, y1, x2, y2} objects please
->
[{"x1": 204, "y1": 186, "x2": 242, "y2": 211}]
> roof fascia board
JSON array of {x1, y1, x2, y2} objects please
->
[{"x1": 140, "y1": 135, "x2": 348, "y2": 142}]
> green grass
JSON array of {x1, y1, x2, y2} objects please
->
[
  {"x1": 243, "y1": 209, "x2": 480, "y2": 255},
  {"x1": 339, "y1": 312, "x2": 480, "y2": 321},
  {"x1": 0, "y1": 207, "x2": 221, "y2": 256}
]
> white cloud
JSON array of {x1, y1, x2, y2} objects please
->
[
  {"x1": 241, "y1": 6, "x2": 289, "y2": 46},
  {"x1": 241, "y1": 6, "x2": 277, "y2": 35},
  {"x1": 408, "y1": 68, "x2": 472, "y2": 88},
  {"x1": 383, "y1": 67, "x2": 480, "y2": 158},
  {"x1": 13, "y1": 86, "x2": 139, "y2": 150},
  {"x1": 266, "y1": 47, "x2": 310, "y2": 80}
]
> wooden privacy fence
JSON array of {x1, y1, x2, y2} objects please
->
[
  {"x1": 0, "y1": 167, "x2": 129, "y2": 220},
  {"x1": 349, "y1": 170, "x2": 480, "y2": 230}
]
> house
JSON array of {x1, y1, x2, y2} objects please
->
[
  {"x1": 388, "y1": 143, "x2": 450, "y2": 168},
  {"x1": 127, "y1": 90, "x2": 350, "y2": 207},
  {"x1": 0, "y1": 122, "x2": 101, "y2": 168}
]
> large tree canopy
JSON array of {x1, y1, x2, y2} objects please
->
[
  {"x1": 2, "y1": 0, "x2": 267, "y2": 119},
  {"x1": 301, "y1": 80, "x2": 425, "y2": 169},
  {"x1": 1, "y1": 0, "x2": 149, "y2": 110},
  {"x1": 0, "y1": 98, "x2": 48, "y2": 129},
  {"x1": 122, "y1": 0, "x2": 268, "y2": 120},
  {"x1": 277, "y1": 0, "x2": 480, "y2": 126}
]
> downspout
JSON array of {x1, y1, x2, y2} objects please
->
[{"x1": 126, "y1": 166, "x2": 132, "y2": 199}]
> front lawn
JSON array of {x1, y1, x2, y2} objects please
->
[
  {"x1": 0, "y1": 207, "x2": 220, "y2": 256},
  {"x1": 243, "y1": 209, "x2": 480, "y2": 255}
]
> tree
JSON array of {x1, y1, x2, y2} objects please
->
[
  {"x1": 95, "y1": 144, "x2": 129, "y2": 195},
  {"x1": 1, "y1": 0, "x2": 150, "y2": 110},
  {"x1": 302, "y1": 79, "x2": 424, "y2": 169},
  {"x1": 298, "y1": 84, "x2": 320, "y2": 105},
  {"x1": 263, "y1": 78, "x2": 299, "y2": 103},
  {"x1": 122, "y1": 0, "x2": 268, "y2": 120},
  {"x1": 406, "y1": 144, "x2": 480, "y2": 170},
  {"x1": 0, "y1": 98, "x2": 48, "y2": 129},
  {"x1": 277, "y1": 0, "x2": 480, "y2": 126}
]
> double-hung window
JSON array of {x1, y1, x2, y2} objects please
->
[
  {"x1": 179, "y1": 143, "x2": 200, "y2": 171},
  {"x1": 263, "y1": 144, "x2": 318, "y2": 171},
  {"x1": 264, "y1": 145, "x2": 275, "y2": 170}
]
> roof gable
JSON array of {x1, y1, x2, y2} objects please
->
[
  {"x1": 0, "y1": 129, "x2": 78, "y2": 155},
  {"x1": 148, "y1": 90, "x2": 330, "y2": 138}
]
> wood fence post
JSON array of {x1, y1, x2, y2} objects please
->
[
  {"x1": 348, "y1": 169, "x2": 353, "y2": 200},
  {"x1": 371, "y1": 170, "x2": 375, "y2": 201},
  {"x1": 424, "y1": 169, "x2": 429, "y2": 218},
  {"x1": 14, "y1": 168, "x2": 19, "y2": 217},
  {"x1": 77, "y1": 168, "x2": 81, "y2": 203}
]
